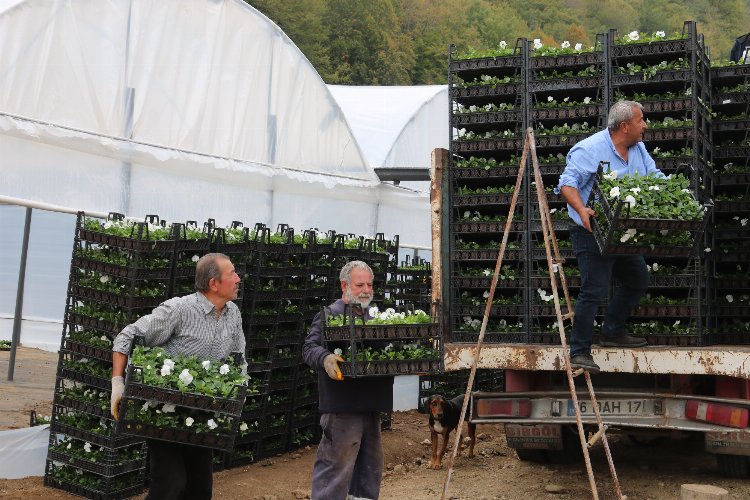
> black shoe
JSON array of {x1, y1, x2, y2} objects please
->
[
  {"x1": 570, "y1": 354, "x2": 600, "y2": 374},
  {"x1": 598, "y1": 334, "x2": 648, "y2": 348}
]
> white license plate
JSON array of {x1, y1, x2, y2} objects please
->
[{"x1": 567, "y1": 399, "x2": 649, "y2": 416}]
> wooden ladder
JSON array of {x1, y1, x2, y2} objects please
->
[{"x1": 441, "y1": 128, "x2": 626, "y2": 500}]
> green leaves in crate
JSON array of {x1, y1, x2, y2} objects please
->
[
  {"x1": 326, "y1": 307, "x2": 431, "y2": 326},
  {"x1": 453, "y1": 155, "x2": 521, "y2": 170},
  {"x1": 129, "y1": 400, "x2": 234, "y2": 434},
  {"x1": 455, "y1": 74, "x2": 520, "y2": 88},
  {"x1": 596, "y1": 172, "x2": 703, "y2": 221},
  {"x1": 535, "y1": 122, "x2": 594, "y2": 136},
  {"x1": 57, "y1": 411, "x2": 114, "y2": 435},
  {"x1": 60, "y1": 386, "x2": 110, "y2": 412},
  {"x1": 535, "y1": 96, "x2": 597, "y2": 109},
  {"x1": 535, "y1": 65, "x2": 599, "y2": 79},
  {"x1": 454, "y1": 41, "x2": 515, "y2": 60},
  {"x1": 51, "y1": 438, "x2": 141, "y2": 464},
  {"x1": 455, "y1": 102, "x2": 515, "y2": 114},
  {"x1": 77, "y1": 272, "x2": 166, "y2": 298},
  {"x1": 457, "y1": 184, "x2": 515, "y2": 195},
  {"x1": 614, "y1": 30, "x2": 686, "y2": 45},
  {"x1": 531, "y1": 39, "x2": 591, "y2": 56},
  {"x1": 84, "y1": 217, "x2": 205, "y2": 241},
  {"x1": 129, "y1": 345, "x2": 248, "y2": 397},
  {"x1": 68, "y1": 329, "x2": 113, "y2": 349},
  {"x1": 617, "y1": 58, "x2": 690, "y2": 80},
  {"x1": 338, "y1": 343, "x2": 439, "y2": 362}
]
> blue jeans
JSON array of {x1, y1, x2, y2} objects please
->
[
  {"x1": 569, "y1": 226, "x2": 650, "y2": 357},
  {"x1": 311, "y1": 412, "x2": 383, "y2": 500}
]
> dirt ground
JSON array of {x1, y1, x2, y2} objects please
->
[{"x1": 2, "y1": 347, "x2": 749, "y2": 499}]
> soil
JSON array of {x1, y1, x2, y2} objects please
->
[{"x1": 2, "y1": 347, "x2": 749, "y2": 500}]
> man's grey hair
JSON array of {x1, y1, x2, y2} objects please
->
[
  {"x1": 608, "y1": 100, "x2": 643, "y2": 131},
  {"x1": 340, "y1": 260, "x2": 373, "y2": 284},
  {"x1": 195, "y1": 253, "x2": 230, "y2": 292}
]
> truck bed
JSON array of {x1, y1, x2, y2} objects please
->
[{"x1": 444, "y1": 343, "x2": 750, "y2": 379}]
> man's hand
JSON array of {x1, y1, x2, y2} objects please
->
[
  {"x1": 577, "y1": 207, "x2": 596, "y2": 232},
  {"x1": 111, "y1": 376, "x2": 125, "y2": 420},
  {"x1": 323, "y1": 354, "x2": 344, "y2": 381}
]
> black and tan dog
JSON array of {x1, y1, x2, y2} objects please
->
[{"x1": 426, "y1": 394, "x2": 476, "y2": 469}]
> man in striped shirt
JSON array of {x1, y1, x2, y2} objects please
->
[{"x1": 111, "y1": 252, "x2": 244, "y2": 500}]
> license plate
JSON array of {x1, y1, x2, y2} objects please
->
[{"x1": 567, "y1": 399, "x2": 649, "y2": 416}]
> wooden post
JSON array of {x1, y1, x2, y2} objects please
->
[{"x1": 430, "y1": 148, "x2": 448, "y2": 317}]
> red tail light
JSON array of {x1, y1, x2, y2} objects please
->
[
  {"x1": 685, "y1": 400, "x2": 749, "y2": 429},
  {"x1": 476, "y1": 398, "x2": 532, "y2": 418}
]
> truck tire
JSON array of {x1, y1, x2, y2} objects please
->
[
  {"x1": 717, "y1": 454, "x2": 749, "y2": 478},
  {"x1": 545, "y1": 425, "x2": 584, "y2": 464},
  {"x1": 515, "y1": 448, "x2": 548, "y2": 462}
]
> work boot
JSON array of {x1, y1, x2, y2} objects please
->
[
  {"x1": 598, "y1": 334, "x2": 648, "y2": 348},
  {"x1": 569, "y1": 353, "x2": 600, "y2": 374}
]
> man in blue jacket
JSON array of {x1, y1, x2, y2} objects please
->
[
  {"x1": 557, "y1": 100, "x2": 664, "y2": 374},
  {"x1": 303, "y1": 260, "x2": 393, "y2": 500}
]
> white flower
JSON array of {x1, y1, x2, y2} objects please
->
[
  {"x1": 655, "y1": 31, "x2": 666, "y2": 38},
  {"x1": 239, "y1": 422, "x2": 248, "y2": 432},
  {"x1": 163, "y1": 359, "x2": 175, "y2": 370},
  {"x1": 162, "y1": 404, "x2": 176, "y2": 413},
  {"x1": 620, "y1": 228, "x2": 637, "y2": 243},
  {"x1": 742, "y1": 219, "x2": 748, "y2": 227},
  {"x1": 201, "y1": 360, "x2": 211, "y2": 371},
  {"x1": 630, "y1": 187, "x2": 641, "y2": 194},
  {"x1": 561, "y1": 41, "x2": 570, "y2": 49},
  {"x1": 704, "y1": 247, "x2": 712, "y2": 253},
  {"x1": 628, "y1": 31, "x2": 640, "y2": 41},
  {"x1": 533, "y1": 38, "x2": 542, "y2": 49},
  {"x1": 179, "y1": 369, "x2": 193, "y2": 385},
  {"x1": 681, "y1": 188, "x2": 691, "y2": 194},
  {"x1": 191, "y1": 254, "x2": 200, "y2": 263},
  {"x1": 384, "y1": 343, "x2": 394, "y2": 352},
  {"x1": 727, "y1": 295, "x2": 734, "y2": 303},
  {"x1": 99, "y1": 275, "x2": 110, "y2": 284},
  {"x1": 673, "y1": 320, "x2": 681, "y2": 327},
  {"x1": 368, "y1": 306, "x2": 379, "y2": 317},
  {"x1": 483, "y1": 291, "x2": 490, "y2": 299},
  {"x1": 624, "y1": 195, "x2": 636, "y2": 207},
  {"x1": 219, "y1": 364, "x2": 230, "y2": 375},
  {"x1": 67, "y1": 442, "x2": 72, "y2": 449},
  {"x1": 141, "y1": 401, "x2": 151, "y2": 411},
  {"x1": 575, "y1": 43, "x2": 583, "y2": 51},
  {"x1": 463, "y1": 211, "x2": 471, "y2": 218},
  {"x1": 482, "y1": 269, "x2": 491, "y2": 276},
  {"x1": 185, "y1": 417, "x2": 194, "y2": 427},
  {"x1": 609, "y1": 186, "x2": 621, "y2": 198},
  {"x1": 100, "y1": 335, "x2": 108, "y2": 341},
  {"x1": 563, "y1": 97, "x2": 569, "y2": 102},
  {"x1": 652, "y1": 263, "x2": 659, "y2": 272},
  {"x1": 547, "y1": 96, "x2": 554, "y2": 102},
  {"x1": 648, "y1": 185, "x2": 660, "y2": 191},
  {"x1": 207, "y1": 419, "x2": 218, "y2": 430},
  {"x1": 84, "y1": 442, "x2": 92, "y2": 453},
  {"x1": 583, "y1": 96, "x2": 591, "y2": 104},
  {"x1": 334, "y1": 348, "x2": 343, "y2": 356},
  {"x1": 499, "y1": 40, "x2": 507, "y2": 49},
  {"x1": 160, "y1": 364, "x2": 172, "y2": 377},
  {"x1": 604, "y1": 170, "x2": 617, "y2": 180}
]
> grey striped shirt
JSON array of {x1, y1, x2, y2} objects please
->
[{"x1": 113, "y1": 292, "x2": 245, "y2": 363}]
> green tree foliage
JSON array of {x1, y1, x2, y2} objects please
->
[{"x1": 245, "y1": 0, "x2": 750, "y2": 85}]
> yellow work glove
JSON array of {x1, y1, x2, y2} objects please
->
[
  {"x1": 111, "y1": 376, "x2": 125, "y2": 420},
  {"x1": 323, "y1": 354, "x2": 344, "y2": 381}
]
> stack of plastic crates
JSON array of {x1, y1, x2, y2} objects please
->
[
  {"x1": 710, "y1": 56, "x2": 750, "y2": 343},
  {"x1": 46, "y1": 212, "x2": 209, "y2": 498},
  {"x1": 388, "y1": 255, "x2": 432, "y2": 311},
  {"x1": 447, "y1": 38, "x2": 530, "y2": 344}
]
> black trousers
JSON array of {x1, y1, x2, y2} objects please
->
[{"x1": 145, "y1": 439, "x2": 213, "y2": 500}]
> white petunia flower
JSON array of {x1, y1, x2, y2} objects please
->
[
  {"x1": 239, "y1": 422, "x2": 248, "y2": 432},
  {"x1": 705, "y1": 247, "x2": 712, "y2": 253},
  {"x1": 609, "y1": 186, "x2": 621, "y2": 198},
  {"x1": 604, "y1": 170, "x2": 617, "y2": 180},
  {"x1": 483, "y1": 291, "x2": 490, "y2": 299},
  {"x1": 727, "y1": 295, "x2": 734, "y2": 303},
  {"x1": 202, "y1": 360, "x2": 211, "y2": 371},
  {"x1": 219, "y1": 364, "x2": 230, "y2": 375},
  {"x1": 160, "y1": 364, "x2": 172, "y2": 377},
  {"x1": 99, "y1": 275, "x2": 110, "y2": 284},
  {"x1": 334, "y1": 348, "x2": 343, "y2": 356},
  {"x1": 583, "y1": 96, "x2": 591, "y2": 104},
  {"x1": 575, "y1": 43, "x2": 583, "y2": 51},
  {"x1": 67, "y1": 442, "x2": 72, "y2": 449},
  {"x1": 628, "y1": 31, "x2": 640, "y2": 41},
  {"x1": 655, "y1": 31, "x2": 666, "y2": 38},
  {"x1": 463, "y1": 211, "x2": 471, "y2": 218},
  {"x1": 207, "y1": 419, "x2": 218, "y2": 430},
  {"x1": 547, "y1": 96, "x2": 554, "y2": 102},
  {"x1": 179, "y1": 369, "x2": 193, "y2": 385},
  {"x1": 499, "y1": 40, "x2": 508, "y2": 49},
  {"x1": 482, "y1": 269, "x2": 491, "y2": 276},
  {"x1": 384, "y1": 343, "x2": 394, "y2": 352},
  {"x1": 84, "y1": 442, "x2": 92, "y2": 453},
  {"x1": 624, "y1": 195, "x2": 636, "y2": 207},
  {"x1": 652, "y1": 263, "x2": 659, "y2": 272},
  {"x1": 533, "y1": 38, "x2": 543, "y2": 49},
  {"x1": 648, "y1": 185, "x2": 660, "y2": 191},
  {"x1": 141, "y1": 401, "x2": 151, "y2": 412},
  {"x1": 163, "y1": 359, "x2": 175, "y2": 370},
  {"x1": 561, "y1": 41, "x2": 571, "y2": 49},
  {"x1": 630, "y1": 187, "x2": 641, "y2": 194},
  {"x1": 742, "y1": 219, "x2": 748, "y2": 227},
  {"x1": 191, "y1": 255, "x2": 200, "y2": 263},
  {"x1": 185, "y1": 417, "x2": 194, "y2": 427},
  {"x1": 368, "y1": 305, "x2": 379, "y2": 317},
  {"x1": 162, "y1": 404, "x2": 176, "y2": 413}
]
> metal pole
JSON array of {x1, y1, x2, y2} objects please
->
[{"x1": 8, "y1": 207, "x2": 32, "y2": 381}]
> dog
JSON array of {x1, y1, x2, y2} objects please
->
[{"x1": 427, "y1": 394, "x2": 476, "y2": 469}]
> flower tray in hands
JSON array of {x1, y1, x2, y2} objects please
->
[{"x1": 588, "y1": 161, "x2": 712, "y2": 257}]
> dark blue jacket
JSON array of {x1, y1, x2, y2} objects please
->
[{"x1": 302, "y1": 299, "x2": 393, "y2": 413}]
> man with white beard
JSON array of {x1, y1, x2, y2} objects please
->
[{"x1": 303, "y1": 260, "x2": 393, "y2": 500}]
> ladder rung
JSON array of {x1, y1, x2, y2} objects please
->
[
  {"x1": 587, "y1": 426, "x2": 607, "y2": 448},
  {"x1": 572, "y1": 368, "x2": 585, "y2": 377}
]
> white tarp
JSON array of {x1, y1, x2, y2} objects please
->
[{"x1": 0, "y1": 425, "x2": 50, "y2": 479}]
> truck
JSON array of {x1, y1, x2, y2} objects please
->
[{"x1": 429, "y1": 148, "x2": 750, "y2": 478}]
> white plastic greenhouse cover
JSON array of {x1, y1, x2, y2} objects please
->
[
  {"x1": 327, "y1": 85, "x2": 449, "y2": 171},
  {"x1": 0, "y1": 0, "x2": 431, "y2": 325}
]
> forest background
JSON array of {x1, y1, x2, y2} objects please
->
[{"x1": 247, "y1": 0, "x2": 750, "y2": 85}]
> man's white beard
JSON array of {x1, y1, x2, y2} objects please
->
[{"x1": 345, "y1": 289, "x2": 372, "y2": 308}]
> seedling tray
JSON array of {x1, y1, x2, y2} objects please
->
[
  {"x1": 323, "y1": 324, "x2": 437, "y2": 342},
  {"x1": 340, "y1": 358, "x2": 441, "y2": 377},
  {"x1": 116, "y1": 420, "x2": 238, "y2": 452}
]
